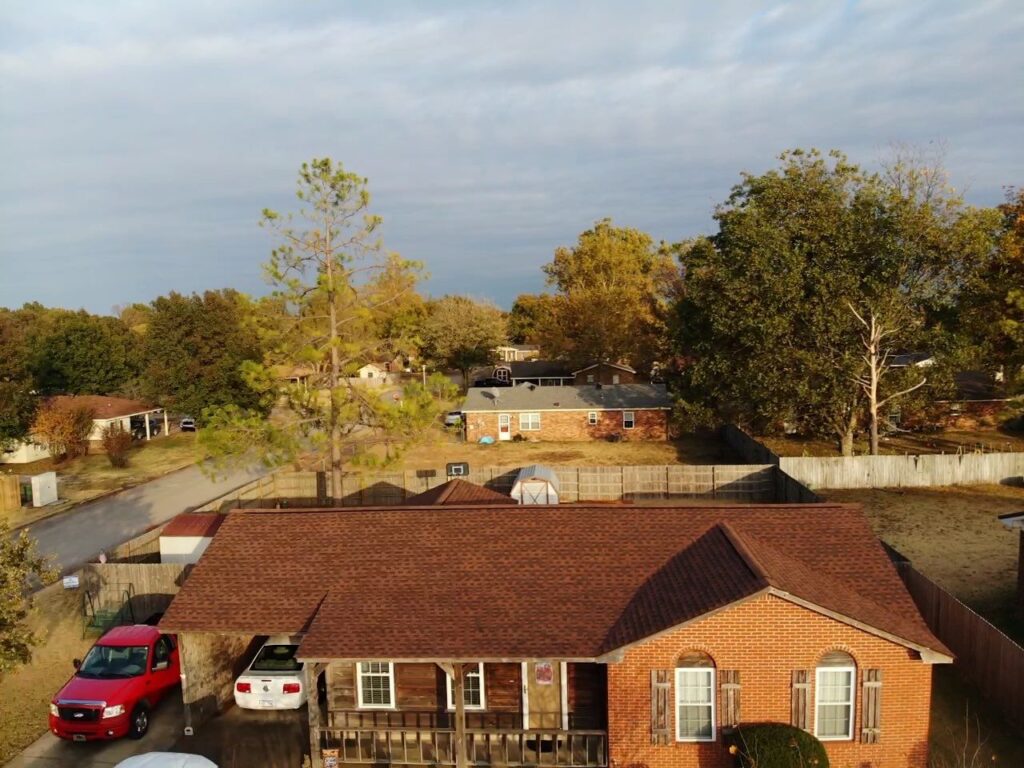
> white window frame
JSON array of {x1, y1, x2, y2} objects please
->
[
  {"x1": 623, "y1": 411, "x2": 635, "y2": 429},
  {"x1": 519, "y1": 413, "x2": 541, "y2": 431},
  {"x1": 356, "y1": 661, "x2": 396, "y2": 709},
  {"x1": 587, "y1": 411, "x2": 598, "y2": 426},
  {"x1": 814, "y1": 666, "x2": 855, "y2": 741},
  {"x1": 445, "y1": 662, "x2": 486, "y2": 711},
  {"x1": 612, "y1": 374, "x2": 620, "y2": 384},
  {"x1": 675, "y1": 667, "x2": 716, "y2": 742},
  {"x1": 587, "y1": 374, "x2": 595, "y2": 383}
]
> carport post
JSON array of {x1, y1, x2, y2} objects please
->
[
  {"x1": 306, "y1": 662, "x2": 327, "y2": 768},
  {"x1": 145, "y1": 413, "x2": 151, "y2": 440},
  {"x1": 163, "y1": 409, "x2": 169, "y2": 436}
]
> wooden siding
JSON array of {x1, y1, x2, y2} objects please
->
[{"x1": 326, "y1": 662, "x2": 604, "y2": 731}]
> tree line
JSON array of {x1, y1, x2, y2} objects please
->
[{"x1": 2, "y1": 148, "x2": 1021, "y2": 465}]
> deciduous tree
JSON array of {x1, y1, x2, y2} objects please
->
[
  {"x1": 33, "y1": 402, "x2": 95, "y2": 461},
  {"x1": 675, "y1": 149, "x2": 998, "y2": 454},
  {"x1": 420, "y1": 296, "x2": 508, "y2": 387},
  {"x1": 540, "y1": 219, "x2": 676, "y2": 370},
  {"x1": 141, "y1": 290, "x2": 266, "y2": 418},
  {"x1": 0, "y1": 523, "x2": 57, "y2": 675}
]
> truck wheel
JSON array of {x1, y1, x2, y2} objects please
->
[{"x1": 129, "y1": 703, "x2": 150, "y2": 739}]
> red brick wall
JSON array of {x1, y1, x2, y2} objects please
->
[
  {"x1": 464, "y1": 409, "x2": 668, "y2": 442},
  {"x1": 607, "y1": 594, "x2": 933, "y2": 768}
]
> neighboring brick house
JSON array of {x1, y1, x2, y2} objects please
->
[
  {"x1": 480, "y1": 361, "x2": 638, "y2": 387},
  {"x1": 161, "y1": 503, "x2": 950, "y2": 768},
  {"x1": 461, "y1": 383, "x2": 672, "y2": 442}
]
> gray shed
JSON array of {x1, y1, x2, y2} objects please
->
[{"x1": 510, "y1": 465, "x2": 560, "y2": 505}]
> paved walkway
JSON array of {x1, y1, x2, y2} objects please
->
[{"x1": 24, "y1": 462, "x2": 264, "y2": 574}]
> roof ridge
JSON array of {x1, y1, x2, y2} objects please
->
[
  {"x1": 436, "y1": 480, "x2": 459, "y2": 504},
  {"x1": 717, "y1": 521, "x2": 772, "y2": 585}
]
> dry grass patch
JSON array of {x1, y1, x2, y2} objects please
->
[
  {"x1": 824, "y1": 484, "x2": 1024, "y2": 639},
  {"x1": 0, "y1": 583, "x2": 93, "y2": 763},
  {"x1": 2, "y1": 433, "x2": 203, "y2": 527},
  {"x1": 348, "y1": 429, "x2": 733, "y2": 471}
]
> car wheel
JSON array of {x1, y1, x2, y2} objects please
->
[{"x1": 129, "y1": 703, "x2": 150, "y2": 739}]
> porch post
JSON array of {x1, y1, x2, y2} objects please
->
[
  {"x1": 453, "y1": 662, "x2": 468, "y2": 768},
  {"x1": 306, "y1": 662, "x2": 326, "y2": 768}
]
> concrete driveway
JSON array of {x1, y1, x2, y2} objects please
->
[
  {"x1": 5, "y1": 698, "x2": 185, "y2": 768},
  {"x1": 24, "y1": 462, "x2": 265, "y2": 575}
]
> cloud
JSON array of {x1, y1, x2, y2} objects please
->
[{"x1": 1, "y1": 0, "x2": 1022, "y2": 312}]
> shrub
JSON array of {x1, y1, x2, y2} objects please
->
[
  {"x1": 101, "y1": 423, "x2": 133, "y2": 468},
  {"x1": 728, "y1": 723, "x2": 829, "y2": 768},
  {"x1": 33, "y1": 404, "x2": 95, "y2": 461}
]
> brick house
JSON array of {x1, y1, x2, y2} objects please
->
[
  {"x1": 160, "y1": 503, "x2": 950, "y2": 768},
  {"x1": 461, "y1": 383, "x2": 672, "y2": 442}
]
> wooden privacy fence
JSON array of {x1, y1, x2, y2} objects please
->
[
  {"x1": 780, "y1": 452, "x2": 1024, "y2": 490},
  {"x1": 900, "y1": 565, "x2": 1024, "y2": 730},
  {"x1": 722, "y1": 423, "x2": 1024, "y2": 490},
  {"x1": 196, "y1": 464, "x2": 792, "y2": 510}
]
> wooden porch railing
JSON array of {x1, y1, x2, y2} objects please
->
[{"x1": 319, "y1": 727, "x2": 608, "y2": 767}]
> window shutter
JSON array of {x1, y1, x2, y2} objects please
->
[
  {"x1": 720, "y1": 670, "x2": 741, "y2": 730},
  {"x1": 791, "y1": 670, "x2": 810, "y2": 731},
  {"x1": 651, "y1": 670, "x2": 672, "y2": 744},
  {"x1": 861, "y1": 669, "x2": 882, "y2": 744}
]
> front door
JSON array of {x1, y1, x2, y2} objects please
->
[
  {"x1": 524, "y1": 661, "x2": 562, "y2": 729},
  {"x1": 498, "y1": 414, "x2": 511, "y2": 441}
]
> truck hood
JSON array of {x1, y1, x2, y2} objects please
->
[{"x1": 55, "y1": 674, "x2": 137, "y2": 706}]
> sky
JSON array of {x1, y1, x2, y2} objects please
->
[{"x1": 1, "y1": 1, "x2": 1022, "y2": 314}]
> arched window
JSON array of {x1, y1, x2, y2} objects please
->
[
  {"x1": 815, "y1": 651, "x2": 855, "y2": 741},
  {"x1": 675, "y1": 651, "x2": 715, "y2": 742}
]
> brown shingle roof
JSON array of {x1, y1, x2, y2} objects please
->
[
  {"x1": 46, "y1": 395, "x2": 158, "y2": 420},
  {"x1": 404, "y1": 479, "x2": 514, "y2": 506},
  {"x1": 161, "y1": 513, "x2": 226, "y2": 538},
  {"x1": 159, "y1": 504, "x2": 948, "y2": 661}
]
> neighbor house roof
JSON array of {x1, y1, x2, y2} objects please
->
[
  {"x1": 46, "y1": 395, "x2": 159, "y2": 420},
  {"x1": 404, "y1": 479, "x2": 514, "y2": 506},
  {"x1": 462, "y1": 383, "x2": 673, "y2": 412},
  {"x1": 494, "y1": 360, "x2": 575, "y2": 379},
  {"x1": 160, "y1": 504, "x2": 949, "y2": 663},
  {"x1": 572, "y1": 362, "x2": 637, "y2": 375},
  {"x1": 161, "y1": 513, "x2": 226, "y2": 538}
]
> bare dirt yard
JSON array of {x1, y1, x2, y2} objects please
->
[
  {"x1": 2, "y1": 433, "x2": 203, "y2": 527},
  {"x1": 349, "y1": 429, "x2": 736, "y2": 470},
  {"x1": 761, "y1": 427, "x2": 1024, "y2": 458},
  {"x1": 823, "y1": 484, "x2": 1024, "y2": 639},
  {"x1": 0, "y1": 583, "x2": 94, "y2": 764},
  {"x1": 823, "y1": 484, "x2": 1024, "y2": 763}
]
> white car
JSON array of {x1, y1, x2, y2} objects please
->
[
  {"x1": 233, "y1": 636, "x2": 307, "y2": 710},
  {"x1": 114, "y1": 755, "x2": 217, "y2": 768},
  {"x1": 444, "y1": 411, "x2": 463, "y2": 427}
]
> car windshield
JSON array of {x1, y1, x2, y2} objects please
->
[
  {"x1": 249, "y1": 644, "x2": 303, "y2": 672},
  {"x1": 78, "y1": 644, "x2": 149, "y2": 679}
]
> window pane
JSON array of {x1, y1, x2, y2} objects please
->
[
  {"x1": 677, "y1": 705, "x2": 713, "y2": 738},
  {"x1": 816, "y1": 704, "x2": 851, "y2": 738},
  {"x1": 819, "y1": 670, "x2": 852, "y2": 703}
]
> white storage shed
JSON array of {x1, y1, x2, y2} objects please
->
[{"x1": 510, "y1": 465, "x2": 560, "y2": 505}]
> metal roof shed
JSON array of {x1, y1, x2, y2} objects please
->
[{"x1": 511, "y1": 465, "x2": 560, "y2": 505}]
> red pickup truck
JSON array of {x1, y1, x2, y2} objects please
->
[{"x1": 49, "y1": 625, "x2": 180, "y2": 741}]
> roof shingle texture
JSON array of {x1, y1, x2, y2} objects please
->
[
  {"x1": 462, "y1": 384, "x2": 673, "y2": 413},
  {"x1": 404, "y1": 479, "x2": 514, "y2": 506},
  {"x1": 46, "y1": 395, "x2": 158, "y2": 419},
  {"x1": 160, "y1": 504, "x2": 946, "y2": 661}
]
